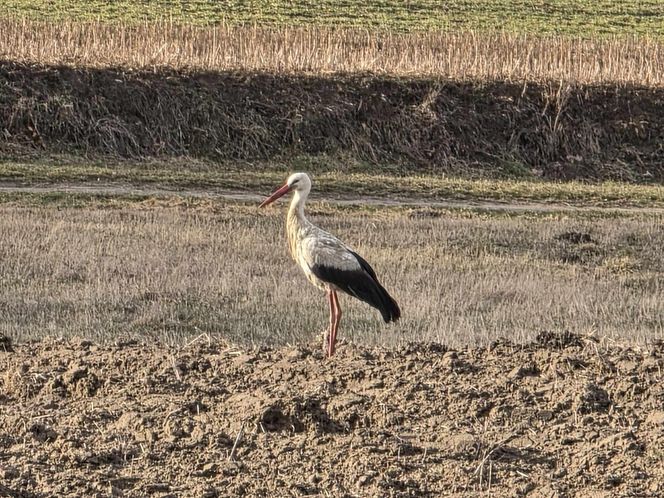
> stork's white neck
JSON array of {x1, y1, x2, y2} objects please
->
[
  {"x1": 286, "y1": 186, "x2": 312, "y2": 261},
  {"x1": 288, "y1": 188, "x2": 309, "y2": 222}
]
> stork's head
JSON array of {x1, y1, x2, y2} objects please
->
[{"x1": 259, "y1": 172, "x2": 311, "y2": 208}]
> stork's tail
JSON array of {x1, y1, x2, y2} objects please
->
[
  {"x1": 312, "y1": 250, "x2": 401, "y2": 323},
  {"x1": 372, "y1": 282, "x2": 401, "y2": 323},
  {"x1": 346, "y1": 250, "x2": 400, "y2": 323},
  {"x1": 334, "y1": 273, "x2": 401, "y2": 323}
]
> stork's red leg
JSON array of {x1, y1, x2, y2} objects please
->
[
  {"x1": 329, "y1": 291, "x2": 341, "y2": 356},
  {"x1": 326, "y1": 290, "x2": 335, "y2": 356}
]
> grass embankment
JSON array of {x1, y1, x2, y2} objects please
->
[
  {"x1": 2, "y1": 4, "x2": 663, "y2": 183},
  {"x1": 3, "y1": 0, "x2": 663, "y2": 36},
  {"x1": 1, "y1": 202, "x2": 662, "y2": 347},
  {"x1": 3, "y1": 63, "x2": 663, "y2": 182}
]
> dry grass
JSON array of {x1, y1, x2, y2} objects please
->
[
  {"x1": 2, "y1": 20, "x2": 663, "y2": 85},
  {"x1": 1, "y1": 200, "x2": 662, "y2": 348}
]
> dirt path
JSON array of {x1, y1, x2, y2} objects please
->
[{"x1": 2, "y1": 181, "x2": 664, "y2": 214}]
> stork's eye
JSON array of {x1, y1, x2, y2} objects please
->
[{"x1": 291, "y1": 179, "x2": 299, "y2": 185}]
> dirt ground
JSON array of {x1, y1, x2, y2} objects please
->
[{"x1": 1, "y1": 332, "x2": 663, "y2": 497}]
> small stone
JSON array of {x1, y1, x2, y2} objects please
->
[
  {"x1": 440, "y1": 433, "x2": 478, "y2": 454},
  {"x1": 358, "y1": 472, "x2": 377, "y2": 486},
  {"x1": 201, "y1": 487, "x2": 217, "y2": 498},
  {"x1": 285, "y1": 348, "x2": 305, "y2": 361},
  {"x1": 537, "y1": 410, "x2": 554, "y2": 422},
  {"x1": 366, "y1": 379, "x2": 385, "y2": 389},
  {"x1": 2, "y1": 466, "x2": 20, "y2": 479},
  {"x1": 232, "y1": 354, "x2": 256, "y2": 366},
  {"x1": 308, "y1": 473, "x2": 322, "y2": 484},
  {"x1": 633, "y1": 470, "x2": 647, "y2": 480},
  {"x1": 63, "y1": 365, "x2": 88, "y2": 383},
  {"x1": 109, "y1": 485, "x2": 124, "y2": 496},
  {"x1": 196, "y1": 462, "x2": 218, "y2": 477},
  {"x1": 508, "y1": 363, "x2": 540, "y2": 380},
  {"x1": 518, "y1": 482, "x2": 536, "y2": 496},
  {"x1": 574, "y1": 383, "x2": 610, "y2": 413},
  {"x1": 581, "y1": 415, "x2": 595, "y2": 425},
  {"x1": 29, "y1": 423, "x2": 58, "y2": 443},
  {"x1": 73, "y1": 338, "x2": 93, "y2": 349},
  {"x1": 144, "y1": 483, "x2": 170, "y2": 493},
  {"x1": 552, "y1": 468, "x2": 567, "y2": 479},
  {"x1": 646, "y1": 411, "x2": 664, "y2": 426},
  {"x1": 441, "y1": 352, "x2": 460, "y2": 369}
]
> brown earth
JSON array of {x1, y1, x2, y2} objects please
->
[{"x1": 1, "y1": 332, "x2": 664, "y2": 497}]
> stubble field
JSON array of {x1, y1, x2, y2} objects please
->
[{"x1": 1, "y1": 197, "x2": 662, "y2": 348}]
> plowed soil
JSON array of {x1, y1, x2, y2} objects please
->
[{"x1": 1, "y1": 332, "x2": 664, "y2": 497}]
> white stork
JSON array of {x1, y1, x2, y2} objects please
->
[{"x1": 259, "y1": 172, "x2": 400, "y2": 357}]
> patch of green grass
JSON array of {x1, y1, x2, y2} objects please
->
[
  {"x1": 1, "y1": 157, "x2": 663, "y2": 210},
  {"x1": 2, "y1": 0, "x2": 663, "y2": 37}
]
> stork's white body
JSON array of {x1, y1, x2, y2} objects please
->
[
  {"x1": 260, "y1": 172, "x2": 400, "y2": 357},
  {"x1": 287, "y1": 197, "x2": 361, "y2": 292}
]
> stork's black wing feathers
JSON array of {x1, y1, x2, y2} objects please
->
[
  {"x1": 349, "y1": 250, "x2": 378, "y2": 280},
  {"x1": 310, "y1": 251, "x2": 401, "y2": 323}
]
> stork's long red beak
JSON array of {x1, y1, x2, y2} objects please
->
[{"x1": 259, "y1": 183, "x2": 291, "y2": 208}]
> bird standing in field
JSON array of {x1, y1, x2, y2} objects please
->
[{"x1": 259, "y1": 172, "x2": 400, "y2": 357}]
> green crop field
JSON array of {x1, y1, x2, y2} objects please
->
[{"x1": 3, "y1": 0, "x2": 664, "y2": 36}]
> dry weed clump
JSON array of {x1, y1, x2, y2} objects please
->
[
  {"x1": 1, "y1": 19, "x2": 663, "y2": 86},
  {"x1": 0, "y1": 204, "x2": 661, "y2": 347}
]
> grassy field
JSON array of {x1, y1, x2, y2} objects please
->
[
  {"x1": 1, "y1": 196, "x2": 662, "y2": 348},
  {"x1": 3, "y1": 0, "x2": 664, "y2": 36}
]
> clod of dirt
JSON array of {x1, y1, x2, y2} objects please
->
[
  {"x1": 556, "y1": 231, "x2": 594, "y2": 244},
  {"x1": 536, "y1": 330, "x2": 584, "y2": 349},
  {"x1": 508, "y1": 362, "x2": 540, "y2": 380},
  {"x1": 62, "y1": 364, "x2": 100, "y2": 397},
  {"x1": 440, "y1": 350, "x2": 474, "y2": 373},
  {"x1": 649, "y1": 339, "x2": 664, "y2": 357},
  {"x1": 260, "y1": 403, "x2": 296, "y2": 432},
  {"x1": 29, "y1": 423, "x2": 57, "y2": 443},
  {"x1": 63, "y1": 365, "x2": 89, "y2": 384},
  {"x1": 0, "y1": 334, "x2": 13, "y2": 352},
  {"x1": 645, "y1": 411, "x2": 664, "y2": 426},
  {"x1": 550, "y1": 353, "x2": 588, "y2": 377},
  {"x1": 328, "y1": 393, "x2": 370, "y2": 430},
  {"x1": 439, "y1": 433, "x2": 479, "y2": 456},
  {"x1": 575, "y1": 382, "x2": 611, "y2": 413},
  {"x1": 113, "y1": 411, "x2": 147, "y2": 432}
]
